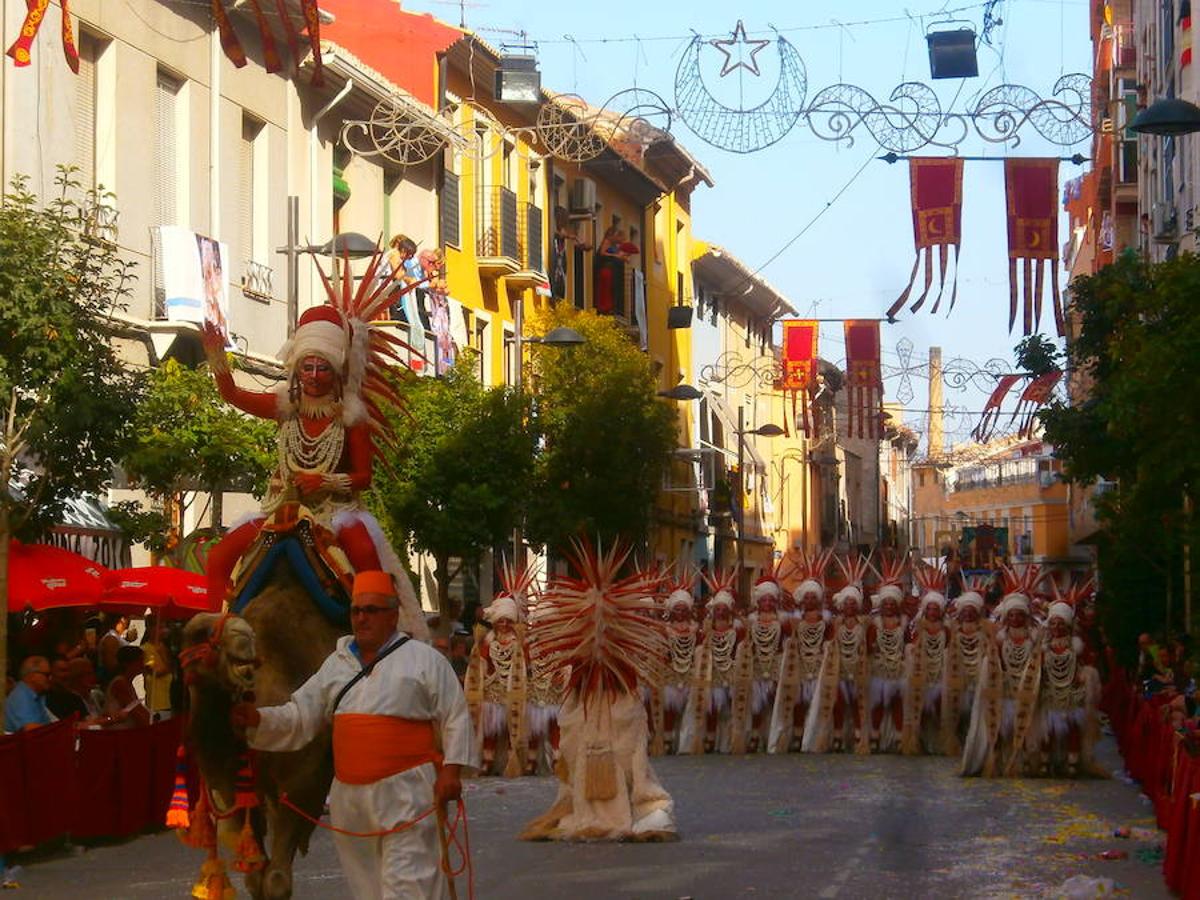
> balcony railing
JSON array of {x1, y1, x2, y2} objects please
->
[
  {"x1": 477, "y1": 185, "x2": 524, "y2": 264},
  {"x1": 241, "y1": 260, "x2": 274, "y2": 300},
  {"x1": 951, "y1": 457, "x2": 1059, "y2": 492},
  {"x1": 1112, "y1": 23, "x2": 1136, "y2": 69}
]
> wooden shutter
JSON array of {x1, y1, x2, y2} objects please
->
[
  {"x1": 240, "y1": 117, "x2": 256, "y2": 269},
  {"x1": 154, "y1": 73, "x2": 179, "y2": 226},
  {"x1": 75, "y1": 34, "x2": 97, "y2": 192},
  {"x1": 440, "y1": 170, "x2": 460, "y2": 248}
]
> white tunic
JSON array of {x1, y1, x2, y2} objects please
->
[{"x1": 250, "y1": 631, "x2": 476, "y2": 900}]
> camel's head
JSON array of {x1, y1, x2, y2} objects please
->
[{"x1": 182, "y1": 613, "x2": 259, "y2": 696}]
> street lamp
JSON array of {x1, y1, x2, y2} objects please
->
[
  {"x1": 657, "y1": 383, "x2": 704, "y2": 401},
  {"x1": 734, "y1": 405, "x2": 784, "y2": 600},
  {"x1": 1129, "y1": 98, "x2": 1200, "y2": 136}
]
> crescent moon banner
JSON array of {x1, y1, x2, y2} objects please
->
[
  {"x1": 1005, "y1": 158, "x2": 1063, "y2": 336},
  {"x1": 887, "y1": 158, "x2": 963, "y2": 322}
]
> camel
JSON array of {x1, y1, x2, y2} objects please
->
[{"x1": 183, "y1": 569, "x2": 345, "y2": 900}]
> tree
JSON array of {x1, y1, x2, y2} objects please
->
[
  {"x1": 0, "y1": 170, "x2": 142, "y2": 701},
  {"x1": 1028, "y1": 252, "x2": 1200, "y2": 654},
  {"x1": 121, "y1": 357, "x2": 276, "y2": 548},
  {"x1": 523, "y1": 307, "x2": 678, "y2": 555},
  {"x1": 369, "y1": 363, "x2": 533, "y2": 634}
]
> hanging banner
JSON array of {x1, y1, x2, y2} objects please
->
[
  {"x1": 6, "y1": 0, "x2": 50, "y2": 68},
  {"x1": 212, "y1": 0, "x2": 248, "y2": 69},
  {"x1": 246, "y1": 0, "x2": 283, "y2": 74},
  {"x1": 844, "y1": 320, "x2": 883, "y2": 440},
  {"x1": 1010, "y1": 370, "x2": 1063, "y2": 438},
  {"x1": 158, "y1": 226, "x2": 232, "y2": 348},
  {"x1": 887, "y1": 157, "x2": 964, "y2": 321},
  {"x1": 300, "y1": 0, "x2": 325, "y2": 87},
  {"x1": 779, "y1": 320, "x2": 819, "y2": 436},
  {"x1": 61, "y1": 0, "x2": 79, "y2": 74},
  {"x1": 1005, "y1": 158, "x2": 1063, "y2": 336},
  {"x1": 971, "y1": 373, "x2": 1022, "y2": 442}
]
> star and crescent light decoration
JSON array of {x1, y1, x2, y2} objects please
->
[{"x1": 708, "y1": 20, "x2": 770, "y2": 77}]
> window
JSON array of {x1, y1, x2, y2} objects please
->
[
  {"x1": 383, "y1": 170, "x2": 402, "y2": 239},
  {"x1": 239, "y1": 115, "x2": 270, "y2": 297},
  {"x1": 75, "y1": 33, "x2": 99, "y2": 193},
  {"x1": 474, "y1": 313, "x2": 491, "y2": 385},
  {"x1": 503, "y1": 326, "x2": 516, "y2": 386},
  {"x1": 154, "y1": 72, "x2": 184, "y2": 226}
]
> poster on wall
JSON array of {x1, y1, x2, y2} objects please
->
[{"x1": 159, "y1": 225, "x2": 231, "y2": 346}]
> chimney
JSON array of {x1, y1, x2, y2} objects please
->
[{"x1": 927, "y1": 346, "x2": 943, "y2": 459}]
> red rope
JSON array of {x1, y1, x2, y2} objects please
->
[{"x1": 279, "y1": 793, "x2": 474, "y2": 898}]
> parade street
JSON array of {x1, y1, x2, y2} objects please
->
[{"x1": 13, "y1": 740, "x2": 1167, "y2": 899}]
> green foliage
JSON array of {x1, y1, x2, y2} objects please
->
[
  {"x1": 523, "y1": 307, "x2": 678, "y2": 554},
  {"x1": 0, "y1": 169, "x2": 142, "y2": 540},
  {"x1": 1038, "y1": 252, "x2": 1200, "y2": 643},
  {"x1": 1014, "y1": 334, "x2": 1062, "y2": 377},
  {"x1": 106, "y1": 501, "x2": 172, "y2": 556},
  {"x1": 122, "y1": 358, "x2": 276, "y2": 501},
  {"x1": 369, "y1": 362, "x2": 533, "y2": 578}
]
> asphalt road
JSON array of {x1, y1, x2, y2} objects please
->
[{"x1": 8, "y1": 738, "x2": 1168, "y2": 899}]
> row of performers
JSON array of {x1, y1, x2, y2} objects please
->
[{"x1": 466, "y1": 554, "x2": 1101, "y2": 779}]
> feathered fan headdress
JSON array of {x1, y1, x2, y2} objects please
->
[
  {"x1": 1046, "y1": 574, "x2": 1095, "y2": 625},
  {"x1": 1000, "y1": 563, "x2": 1043, "y2": 598},
  {"x1": 664, "y1": 563, "x2": 698, "y2": 614},
  {"x1": 702, "y1": 565, "x2": 739, "y2": 611},
  {"x1": 913, "y1": 561, "x2": 947, "y2": 597},
  {"x1": 495, "y1": 554, "x2": 541, "y2": 622},
  {"x1": 870, "y1": 552, "x2": 908, "y2": 609},
  {"x1": 835, "y1": 550, "x2": 875, "y2": 591},
  {"x1": 527, "y1": 540, "x2": 668, "y2": 702},
  {"x1": 276, "y1": 248, "x2": 430, "y2": 463},
  {"x1": 787, "y1": 547, "x2": 834, "y2": 603}
]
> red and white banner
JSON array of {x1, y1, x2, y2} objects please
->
[
  {"x1": 844, "y1": 320, "x2": 883, "y2": 440},
  {"x1": 779, "y1": 320, "x2": 819, "y2": 436},
  {"x1": 971, "y1": 374, "x2": 1022, "y2": 442},
  {"x1": 888, "y1": 157, "x2": 964, "y2": 321},
  {"x1": 1011, "y1": 370, "x2": 1063, "y2": 438},
  {"x1": 1005, "y1": 158, "x2": 1064, "y2": 336}
]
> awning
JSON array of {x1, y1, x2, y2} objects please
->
[
  {"x1": 8, "y1": 480, "x2": 131, "y2": 568},
  {"x1": 703, "y1": 390, "x2": 766, "y2": 470}
]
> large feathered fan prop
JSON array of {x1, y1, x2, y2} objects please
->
[{"x1": 527, "y1": 540, "x2": 668, "y2": 702}]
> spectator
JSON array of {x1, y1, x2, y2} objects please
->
[
  {"x1": 103, "y1": 646, "x2": 150, "y2": 729},
  {"x1": 45, "y1": 657, "x2": 87, "y2": 721},
  {"x1": 141, "y1": 616, "x2": 175, "y2": 721},
  {"x1": 97, "y1": 615, "x2": 134, "y2": 681},
  {"x1": 448, "y1": 634, "x2": 471, "y2": 683},
  {"x1": 4, "y1": 656, "x2": 53, "y2": 733},
  {"x1": 1138, "y1": 633, "x2": 1164, "y2": 683}
]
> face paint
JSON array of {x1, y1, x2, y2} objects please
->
[{"x1": 298, "y1": 355, "x2": 337, "y2": 397}]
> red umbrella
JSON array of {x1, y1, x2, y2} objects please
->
[
  {"x1": 6, "y1": 541, "x2": 108, "y2": 612},
  {"x1": 101, "y1": 566, "x2": 218, "y2": 619}
]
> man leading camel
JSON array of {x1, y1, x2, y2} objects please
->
[{"x1": 231, "y1": 570, "x2": 475, "y2": 899}]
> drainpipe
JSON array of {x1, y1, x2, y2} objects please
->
[{"x1": 308, "y1": 66, "x2": 353, "y2": 310}]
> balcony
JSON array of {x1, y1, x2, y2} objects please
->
[
  {"x1": 241, "y1": 260, "x2": 274, "y2": 302},
  {"x1": 1111, "y1": 23, "x2": 1136, "y2": 70},
  {"x1": 476, "y1": 186, "x2": 524, "y2": 276},
  {"x1": 951, "y1": 457, "x2": 1060, "y2": 493}
]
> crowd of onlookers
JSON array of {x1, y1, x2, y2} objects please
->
[
  {"x1": 1137, "y1": 631, "x2": 1198, "y2": 736},
  {"x1": 4, "y1": 613, "x2": 182, "y2": 735}
]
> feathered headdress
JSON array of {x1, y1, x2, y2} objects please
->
[
  {"x1": 496, "y1": 554, "x2": 541, "y2": 622},
  {"x1": 702, "y1": 566, "x2": 739, "y2": 612},
  {"x1": 1046, "y1": 574, "x2": 1094, "y2": 625},
  {"x1": 664, "y1": 563, "x2": 697, "y2": 613},
  {"x1": 526, "y1": 540, "x2": 667, "y2": 701},
  {"x1": 870, "y1": 552, "x2": 908, "y2": 608},
  {"x1": 913, "y1": 561, "x2": 947, "y2": 597},
  {"x1": 276, "y1": 248, "x2": 429, "y2": 462},
  {"x1": 835, "y1": 551, "x2": 874, "y2": 591},
  {"x1": 789, "y1": 547, "x2": 834, "y2": 604},
  {"x1": 1000, "y1": 563, "x2": 1043, "y2": 598}
]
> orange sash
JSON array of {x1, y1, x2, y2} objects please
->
[{"x1": 332, "y1": 714, "x2": 442, "y2": 785}]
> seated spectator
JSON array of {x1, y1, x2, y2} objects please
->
[
  {"x1": 45, "y1": 657, "x2": 87, "y2": 721},
  {"x1": 103, "y1": 646, "x2": 150, "y2": 730},
  {"x1": 4, "y1": 656, "x2": 53, "y2": 733},
  {"x1": 97, "y1": 614, "x2": 134, "y2": 682}
]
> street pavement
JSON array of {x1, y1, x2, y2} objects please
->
[{"x1": 9, "y1": 738, "x2": 1168, "y2": 899}]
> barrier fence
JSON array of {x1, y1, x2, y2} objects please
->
[
  {"x1": 1104, "y1": 670, "x2": 1200, "y2": 898},
  {"x1": 0, "y1": 717, "x2": 181, "y2": 854}
]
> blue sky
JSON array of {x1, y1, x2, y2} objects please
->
[{"x1": 404, "y1": 0, "x2": 1091, "y2": 440}]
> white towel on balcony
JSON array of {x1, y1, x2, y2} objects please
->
[
  {"x1": 448, "y1": 297, "x2": 470, "y2": 353},
  {"x1": 632, "y1": 269, "x2": 648, "y2": 351}
]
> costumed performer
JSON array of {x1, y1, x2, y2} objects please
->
[
  {"x1": 868, "y1": 577, "x2": 908, "y2": 754},
  {"x1": 1034, "y1": 579, "x2": 1101, "y2": 777},
  {"x1": 941, "y1": 585, "x2": 987, "y2": 756},
  {"x1": 519, "y1": 542, "x2": 676, "y2": 842},
  {"x1": 901, "y1": 566, "x2": 949, "y2": 756},
  {"x1": 732, "y1": 573, "x2": 785, "y2": 754},
  {"x1": 465, "y1": 590, "x2": 527, "y2": 777},
  {"x1": 803, "y1": 553, "x2": 873, "y2": 755},
  {"x1": 200, "y1": 254, "x2": 428, "y2": 641},
  {"x1": 231, "y1": 570, "x2": 474, "y2": 899},
  {"x1": 769, "y1": 548, "x2": 834, "y2": 754},
  {"x1": 652, "y1": 574, "x2": 699, "y2": 756},
  {"x1": 961, "y1": 565, "x2": 1044, "y2": 777},
  {"x1": 680, "y1": 569, "x2": 742, "y2": 755}
]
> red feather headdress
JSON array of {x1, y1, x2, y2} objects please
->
[{"x1": 527, "y1": 540, "x2": 668, "y2": 701}]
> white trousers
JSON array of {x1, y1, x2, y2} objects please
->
[{"x1": 328, "y1": 769, "x2": 450, "y2": 900}]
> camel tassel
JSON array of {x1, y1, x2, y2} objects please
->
[
  {"x1": 166, "y1": 745, "x2": 191, "y2": 830},
  {"x1": 232, "y1": 810, "x2": 266, "y2": 874}
]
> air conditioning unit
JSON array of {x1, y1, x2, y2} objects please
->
[
  {"x1": 1152, "y1": 202, "x2": 1179, "y2": 242},
  {"x1": 569, "y1": 177, "x2": 596, "y2": 213}
]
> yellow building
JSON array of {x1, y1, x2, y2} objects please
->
[{"x1": 910, "y1": 438, "x2": 1071, "y2": 566}]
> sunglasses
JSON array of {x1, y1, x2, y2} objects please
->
[{"x1": 350, "y1": 605, "x2": 394, "y2": 617}]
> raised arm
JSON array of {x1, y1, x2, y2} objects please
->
[{"x1": 201, "y1": 323, "x2": 279, "y2": 420}]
